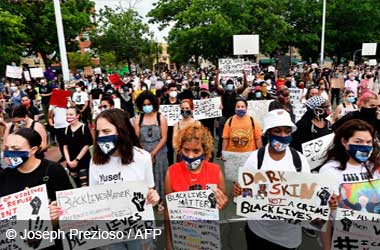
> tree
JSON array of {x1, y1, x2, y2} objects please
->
[
  {"x1": 67, "y1": 52, "x2": 92, "y2": 71},
  {"x1": 91, "y1": 6, "x2": 154, "y2": 69},
  {"x1": 0, "y1": 0, "x2": 95, "y2": 67},
  {"x1": 0, "y1": 8, "x2": 26, "y2": 75}
]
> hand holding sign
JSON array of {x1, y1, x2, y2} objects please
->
[
  {"x1": 132, "y1": 192, "x2": 146, "y2": 212},
  {"x1": 146, "y1": 189, "x2": 160, "y2": 207}
]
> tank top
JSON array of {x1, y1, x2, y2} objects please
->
[{"x1": 169, "y1": 161, "x2": 221, "y2": 192}]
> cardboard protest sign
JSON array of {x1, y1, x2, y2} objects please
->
[
  {"x1": 83, "y1": 67, "x2": 93, "y2": 76},
  {"x1": 0, "y1": 184, "x2": 54, "y2": 250},
  {"x1": 193, "y1": 97, "x2": 222, "y2": 120},
  {"x1": 6, "y1": 65, "x2": 22, "y2": 79},
  {"x1": 50, "y1": 89, "x2": 71, "y2": 108},
  {"x1": 237, "y1": 169, "x2": 338, "y2": 231},
  {"x1": 247, "y1": 100, "x2": 273, "y2": 128},
  {"x1": 29, "y1": 68, "x2": 44, "y2": 78},
  {"x1": 223, "y1": 151, "x2": 253, "y2": 181},
  {"x1": 301, "y1": 133, "x2": 334, "y2": 170},
  {"x1": 332, "y1": 208, "x2": 380, "y2": 250},
  {"x1": 166, "y1": 190, "x2": 220, "y2": 250},
  {"x1": 159, "y1": 105, "x2": 181, "y2": 126},
  {"x1": 338, "y1": 179, "x2": 380, "y2": 214},
  {"x1": 57, "y1": 182, "x2": 156, "y2": 250},
  {"x1": 218, "y1": 58, "x2": 245, "y2": 77},
  {"x1": 94, "y1": 67, "x2": 102, "y2": 74}
]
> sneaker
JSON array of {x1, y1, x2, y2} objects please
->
[{"x1": 302, "y1": 228, "x2": 317, "y2": 238}]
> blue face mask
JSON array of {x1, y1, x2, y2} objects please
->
[
  {"x1": 236, "y1": 109, "x2": 247, "y2": 117},
  {"x1": 143, "y1": 105, "x2": 153, "y2": 114},
  {"x1": 347, "y1": 144, "x2": 373, "y2": 163},
  {"x1": 268, "y1": 134, "x2": 292, "y2": 152},
  {"x1": 97, "y1": 135, "x2": 117, "y2": 155},
  {"x1": 226, "y1": 84, "x2": 234, "y2": 91},
  {"x1": 182, "y1": 154, "x2": 205, "y2": 170},
  {"x1": 255, "y1": 92, "x2": 262, "y2": 98},
  {"x1": 347, "y1": 97, "x2": 355, "y2": 103},
  {"x1": 3, "y1": 150, "x2": 29, "y2": 169}
]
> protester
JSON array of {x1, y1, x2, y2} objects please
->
[
  {"x1": 134, "y1": 90, "x2": 168, "y2": 213},
  {"x1": 70, "y1": 81, "x2": 90, "y2": 126},
  {"x1": 48, "y1": 104, "x2": 68, "y2": 163},
  {"x1": 21, "y1": 95, "x2": 39, "y2": 121},
  {"x1": 319, "y1": 119, "x2": 380, "y2": 249},
  {"x1": 38, "y1": 79, "x2": 53, "y2": 122},
  {"x1": 99, "y1": 95, "x2": 115, "y2": 111},
  {"x1": 90, "y1": 108, "x2": 159, "y2": 250},
  {"x1": 344, "y1": 73, "x2": 359, "y2": 100},
  {"x1": 334, "y1": 90, "x2": 358, "y2": 120},
  {"x1": 222, "y1": 98, "x2": 262, "y2": 154},
  {"x1": 269, "y1": 86, "x2": 296, "y2": 122},
  {"x1": 63, "y1": 106, "x2": 92, "y2": 187},
  {"x1": 9, "y1": 81, "x2": 25, "y2": 108},
  {"x1": 165, "y1": 123, "x2": 228, "y2": 249},
  {"x1": 233, "y1": 109, "x2": 310, "y2": 250},
  {"x1": 291, "y1": 96, "x2": 333, "y2": 152}
]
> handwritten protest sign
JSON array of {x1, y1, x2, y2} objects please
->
[
  {"x1": 0, "y1": 184, "x2": 54, "y2": 250},
  {"x1": 166, "y1": 190, "x2": 220, "y2": 250},
  {"x1": 92, "y1": 99, "x2": 101, "y2": 119},
  {"x1": 218, "y1": 58, "x2": 245, "y2": 77},
  {"x1": 332, "y1": 208, "x2": 380, "y2": 250},
  {"x1": 223, "y1": 151, "x2": 253, "y2": 181},
  {"x1": 57, "y1": 182, "x2": 156, "y2": 250},
  {"x1": 302, "y1": 133, "x2": 334, "y2": 170},
  {"x1": 237, "y1": 169, "x2": 338, "y2": 231},
  {"x1": 6, "y1": 65, "x2": 22, "y2": 79},
  {"x1": 247, "y1": 100, "x2": 273, "y2": 128},
  {"x1": 29, "y1": 68, "x2": 44, "y2": 78},
  {"x1": 159, "y1": 105, "x2": 181, "y2": 126},
  {"x1": 289, "y1": 88, "x2": 303, "y2": 106},
  {"x1": 193, "y1": 97, "x2": 222, "y2": 120}
]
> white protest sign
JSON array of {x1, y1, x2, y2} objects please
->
[
  {"x1": 94, "y1": 67, "x2": 102, "y2": 74},
  {"x1": 92, "y1": 99, "x2": 101, "y2": 119},
  {"x1": 113, "y1": 97, "x2": 121, "y2": 109},
  {"x1": 222, "y1": 151, "x2": 253, "y2": 181},
  {"x1": 166, "y1": 190, "x2": 220, "y2": 250},
  {"x1": 362, "y1": 43, "x2": 377, "y2": 56},
  {"x1": 24, "y1": 70, "x2": 31, "y2": 82},
  {"x1": 0, "y1": 184, "x2": 54, "y2": 250},
  {"x1": 237, "y1": 169, "x2": 338, "y2": 231},
  {"x1": 332, "y1": 208, "x2": 380, "y2": 250},
  {"x1": 218, "y1": 58, "x2": 245, "y2": 77},
  {"x1": 233, "y1": 35, "x2": 259, "y2": 55},
  {"x1": 302, "y1": 133, "x2": 334, "y2": 170},
  {"x1": 29, "y1": 68, "x2": 44, "y2": 78},
  {"x1": 57, "y1": 182, "x2": 156, "y2": 250},
  {"x1": 247, "y1": 100, "x2": 273, "y2": 128},
  {"x1": 268, "y1": 66, "x2": 275, "y2": 73},
  {"x1": 369, "y1": 59, "x2": 377, "y2": 66},
  {"x1": 159, "y1": 105, "x2": 181, "y2": 126},
  {"x1": 6, "y1": 65, "x2": 22, "y2": 79},
  {"x1": 193, "y1": 97, "x2": 222, "y2": 120},
  {"x1": 293, "y1": 104, "x2": 307, "y2": 123},
  {"x1": 289, "y1": 88, "x2": 303, "y2": 106}
]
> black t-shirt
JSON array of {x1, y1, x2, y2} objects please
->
[
  {"x1": 178, "y1": 89, "x2": 194, "y2": 101},
  {"x1": 0, "y1": 159, "x2": 73, "y2": 201},
  {"x1": 27, "y1": 105, "x2": 40, "y2": 118},
  {"x1": 63, "y1": 124, "x2": 93, "y2": 162},
  {"x1": 25, "y1": 88, "x2": 38, "y2": 101},
  {"x1": 39, "y1": 84, "x2": 53, "y2": 104},
  {"x1": 90, "y1": 88, "x2": 103, "y2": 100}
]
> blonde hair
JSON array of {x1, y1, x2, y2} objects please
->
[{"x1": 174, "y1": 123, "x2": 213, "y2": 161}]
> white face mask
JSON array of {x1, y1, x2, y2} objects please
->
[
  {"x1": 76, "y1": 87, "x2": 81, "y2": 92},
  {"x1": 169, "y1": 91, "x2": 177, "y2": 98},
  {"x1": 10, "y1": 86, "x2": 17, "y2": 92}
]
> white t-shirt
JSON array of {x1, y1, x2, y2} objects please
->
[
  {"x1": 243, "y1": 145, "x2": 311, "y2": 249},
  {"x1": 319, "y1": 160, "x2": 380, "y2": 213},
  {"x1": 72, "y1": 91, "x2": 89, "y2": 105},
  {"x1": 48, "y1": 105, "x2": 68, "y2": 129},
  {"x1": 89, "y1": 147, "x2": 155, "y2": 188}
]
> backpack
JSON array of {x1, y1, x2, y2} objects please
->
[
  {"x1": 257, "y1": 146, "x2": 302, "y2": 172},
  {"x1": 227, "y1": 115, "x2": 255, "y2": 129}
]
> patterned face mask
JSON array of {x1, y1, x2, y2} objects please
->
[{"x1": 97, "y1": 135, "x2": 118, "y2": 155}]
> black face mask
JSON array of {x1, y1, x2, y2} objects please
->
[
  {"x1": 361, "y1": 107, "x2": 377, "y2": 118},
  {"x1": 181, "y1": 110, "x2": 192, "y2": 118}
]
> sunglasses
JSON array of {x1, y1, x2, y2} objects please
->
[{"x1": 100, "y1": 105, "x2": 109, "y2": 109}]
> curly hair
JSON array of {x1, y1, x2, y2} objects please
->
[
  {"x1": 135, "y1": 90, "x2": 159, "y2": 112},
  {"x1": 174, "y1": 123, "x2": 213, "y2": 161}
]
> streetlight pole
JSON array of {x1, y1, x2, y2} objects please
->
[
  {"x1": 53, "y1": 0, "x2": 70, "y2": 84},
  {"x1": 320, "y1": 0, "x2": 326, "y2": 66},
  {"x1": 353, "y1": 49, "x2": 362, "y2": 65}
]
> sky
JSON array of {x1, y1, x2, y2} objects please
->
[{"x1": 94, "y1": 0, "x2": 170, "y2": 43}]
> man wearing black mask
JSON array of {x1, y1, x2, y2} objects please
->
[
  {"x1": 332, "y1": 91, "x2": 380, "y2": 135},
  {"x1": 269, "y1": 86, "x2": 296, "y2": 122}
]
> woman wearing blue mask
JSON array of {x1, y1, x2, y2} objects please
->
[
  {"x1": 335, "y1": 90, "x2": 358, "y2": 121},
  {"x1": 222, "y1": 98, "x2": 262, "y2": 155},
  {"x1": 319, "y1": 119, "x2": 380, "y2": 250},
  {"x1": 233, "y1": 109, "x2": 311, "y2": 250},
  {"x1": 90, "y1": 109, "x2": 160, "y2": 250},
  {"x1": 165, "y1": 123, "x2": 228, "y2": 250},
  {"x1": 134, "y1": 90, "x2": 168, "y2": 213}
]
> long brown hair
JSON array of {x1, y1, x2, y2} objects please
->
[
  {"x1": 325, "y1": 119, "x2": 380, "y2": 173},
  {"x1": 92, "y1": 109, "x2": 142, "y2": 165}
]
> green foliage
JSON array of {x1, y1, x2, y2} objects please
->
[
  {"x1": 67, "y1": 52, "x2": 92, "y2": 70},
  {"x1": 91, "y1": 6, "x2": 154, "y2": 68}
]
